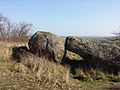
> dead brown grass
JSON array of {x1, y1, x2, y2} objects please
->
[
  {"x1": 0, "y1": 41, "x2": 81, "y2": 89},
  {"x1": 0, "y1": 41, "x2": 27, "y2": 60},
  {"x1": 0, "y1": 41, "x2": 120, "y2": 90}
]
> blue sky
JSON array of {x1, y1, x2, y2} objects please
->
[{"x1": 0, "y1": 0, "x2": 120, "y2": 36}]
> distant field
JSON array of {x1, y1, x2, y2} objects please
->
[{"x1": 61, "y1": 36, "x2": 110, "y2": 40}]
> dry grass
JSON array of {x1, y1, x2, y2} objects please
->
[
  {"x1": 0, "y1": 41, "x2": 120, "y2": 90},
  {"x1": 0, "y1": 41, "x2": 81, "y2": 89},
  {"x1": 0, "y1": 41, "x2": 27, "y2": 60}
]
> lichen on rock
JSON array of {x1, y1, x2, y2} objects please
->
[{"x1": 28, "y1": 31, "x2": 65, "y2": 63}]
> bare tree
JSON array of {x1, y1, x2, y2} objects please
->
[
  {"x1": 0, "y1": 13, "x2": 32, "y2": 42},
  {"x1": 10, "y1": 22, "x2": 32, "y2": 42},
  {"x1": 17, "y1": 22, "x2": 32, "y2": 37},
  {"x1": 112, "y1": 27, "x2": 120, "y2": 40},
  {"x1": 0, "y1": 14, "x2": 13, "y2": 40}
]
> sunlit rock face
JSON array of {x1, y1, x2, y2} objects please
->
[
  {"x1": 65, "y1": 36, "x2": 120, "y2": 67},
  {"x1": 28, "y1": 31, "x2": 65, "y2": 63}
]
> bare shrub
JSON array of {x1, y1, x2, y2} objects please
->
[
  {"x1": 112, "y1": 27, "x2": 120, "y2": 40},
  {"x1": 10, "y1": 22, "x2": 32, "y2": 42},
  {"x1": 0, "y1": 14, "x2": 13, "y2": 41},
  {"x1": 0, "y1": 13, "x2": 32, "y2": 42}
]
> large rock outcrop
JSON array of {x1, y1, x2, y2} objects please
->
[
  {"x1": 65, "y1": 36, "x2": 120, "y2": 67},
  {"x1": 28, "y1": 31, "x2": 65, "y2": 63}
]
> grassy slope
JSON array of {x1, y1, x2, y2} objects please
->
[{"x1": 0, "y1": 41, "x2": 120, "y2": 90}]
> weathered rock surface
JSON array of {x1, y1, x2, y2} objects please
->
[
  {"x1": 28, "y1": 31, "x2": 65, "y2": 63},
  {"x1": 65, "y1": 36, "x2": 120, "y2": 67},
  {"x1": 66, "y1": 51, "x2": 82, "y2": 60}
]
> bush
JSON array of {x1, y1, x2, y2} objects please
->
[{"x1": 0, "y1": 13, "x2": 32, "y2": 42}]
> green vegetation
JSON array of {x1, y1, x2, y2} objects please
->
[{"x1": 111, "y1": 40, "x2": 120, "y2": 42}]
